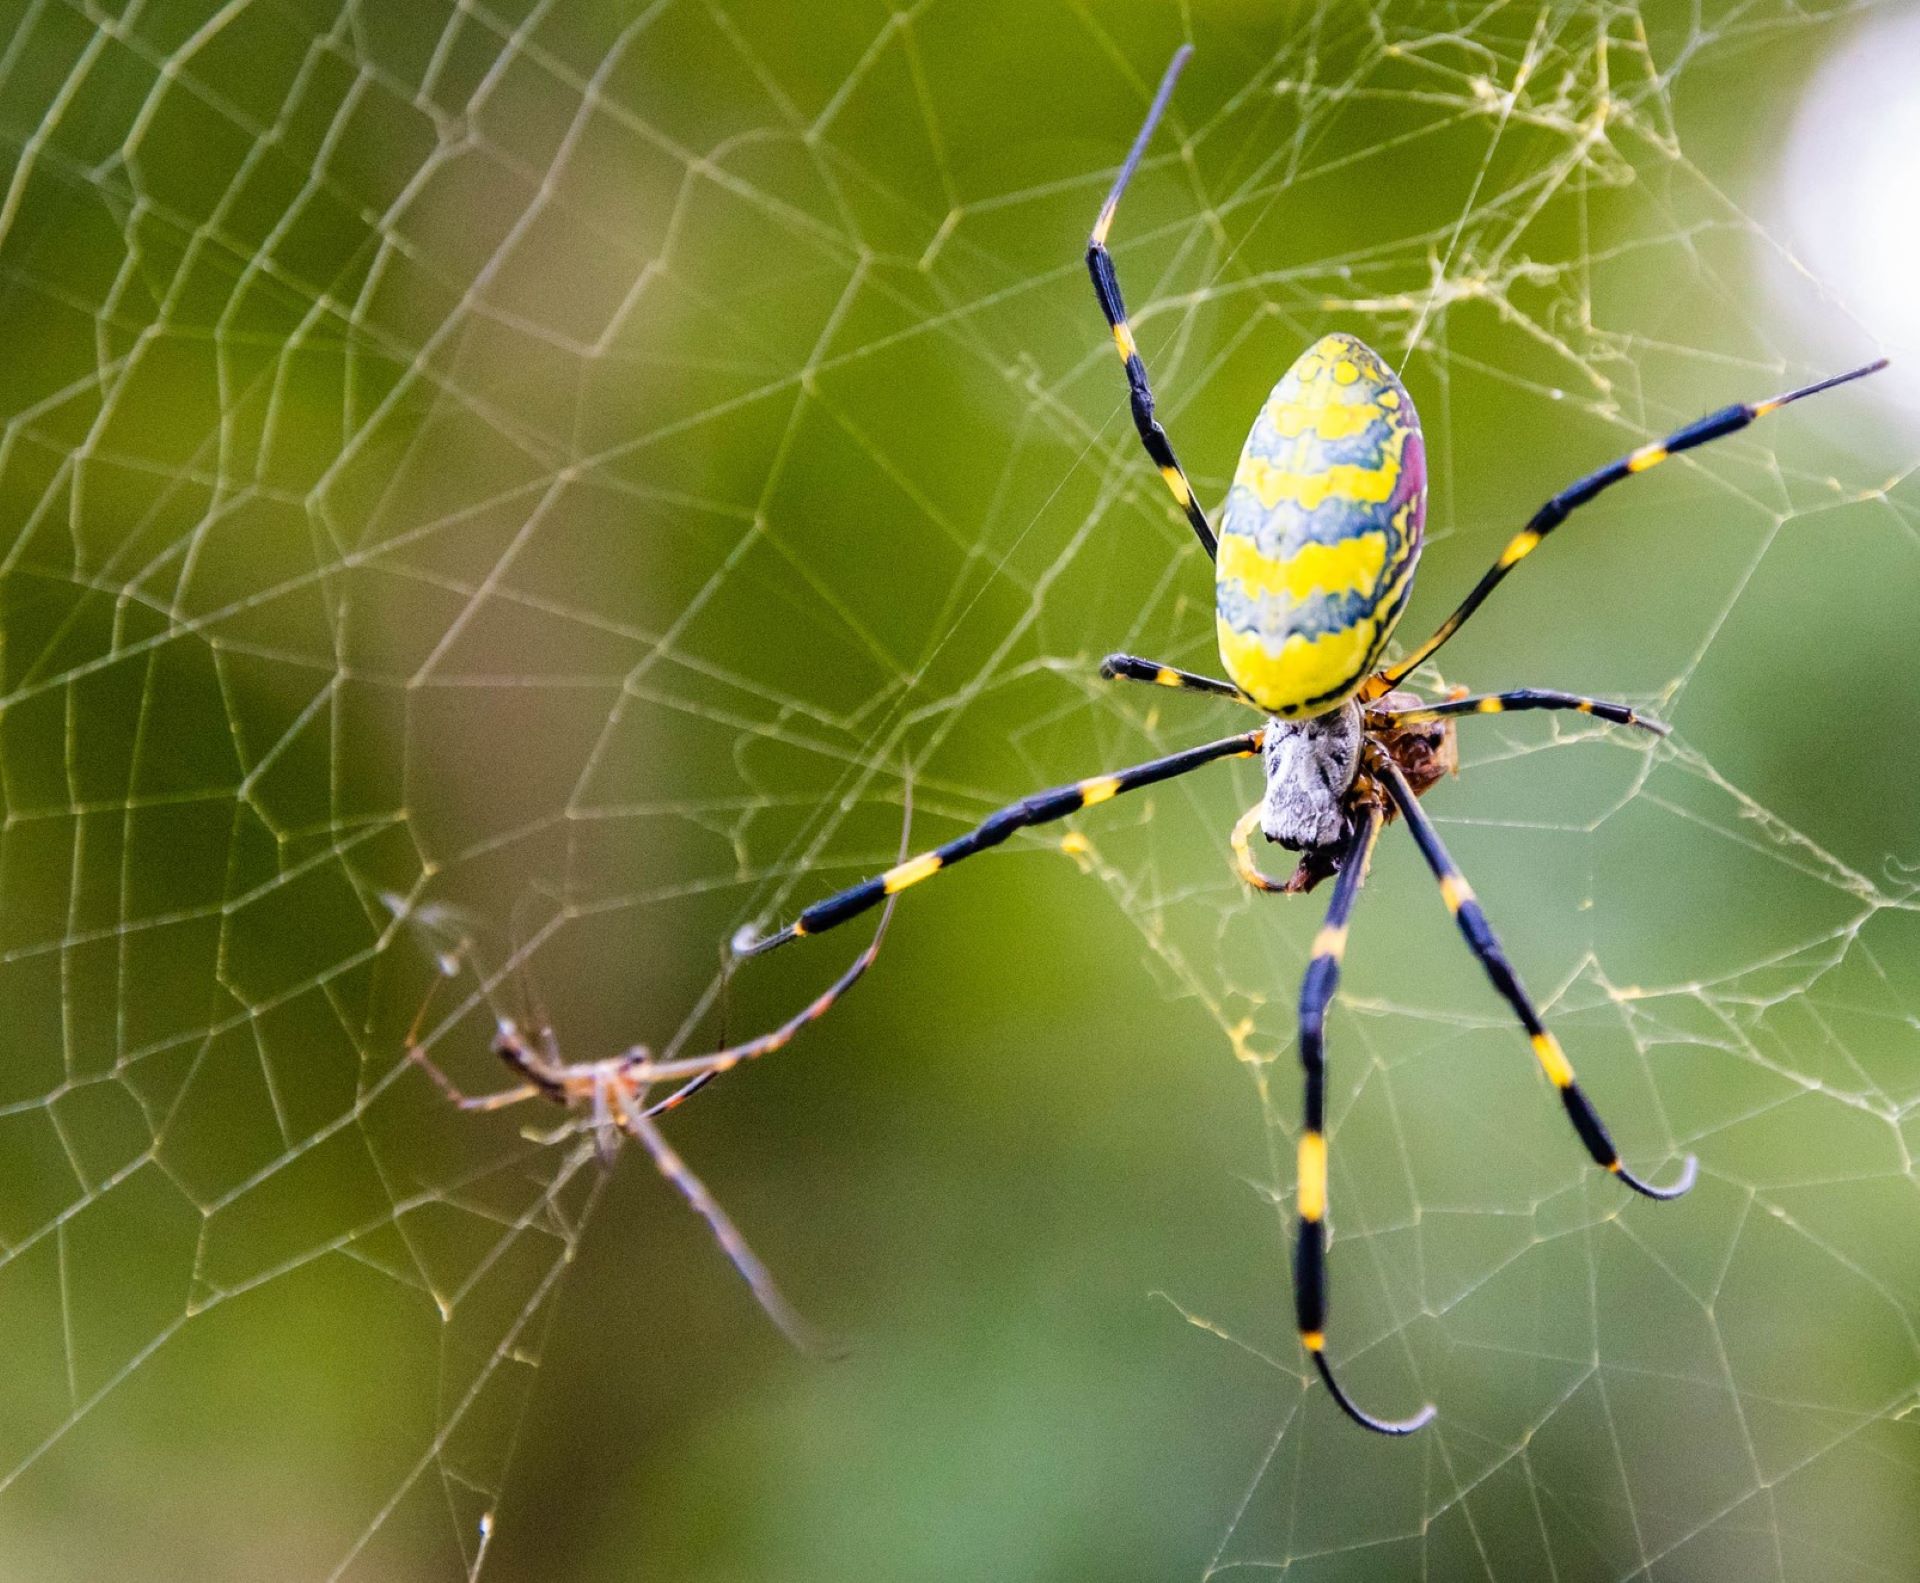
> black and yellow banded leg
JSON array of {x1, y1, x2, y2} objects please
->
[
  {"x1": 1376, "y1": 757, "x2": 1697, "y2": 1201},
  {"x1": 734, "y1": 729, "x2": 1264, "y2": 958},
  {"x1": 1381, "y1": 357, "x2": 1888, "y2": 687},
  {"x1": 1086, "y1": 46, "x2": 1218, "y2": 561},
  {"x1": 1371, "y1": 689, "x2": 1669, "y2": 737},
  {"x1": 1101, "y1": 652, "x2": 1252, "y2": 705},
  {"x1": 1293, "y1": 803, "x2": 1436, "y2": 1436}
]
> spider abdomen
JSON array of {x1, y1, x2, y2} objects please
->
[{"x1": 1216, "y1": 333, "x2": 1426, "y2": 719}]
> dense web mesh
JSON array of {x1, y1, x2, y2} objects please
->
[{"x1": 0, "y1": 1, "x2": 1916, "y2": 1577}]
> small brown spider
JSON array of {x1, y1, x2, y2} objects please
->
[{"x1": 409, "y1": 894, "x2": 896, "y2": 1352}]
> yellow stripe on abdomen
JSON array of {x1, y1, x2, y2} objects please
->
[
  {"x1": 1217, "y1": 615, "x2": 1382, "y2": 721},
  {"x1": 1237, "y1": 454, "x2": 1401, "y2": 513},
  {"x1": 1217, "y1": 530, "x2": 1387, "y2": 603}
]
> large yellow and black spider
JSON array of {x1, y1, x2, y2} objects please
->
[{"x1": 726, "y1": 48, "x2": 1887, "y2": 1433}]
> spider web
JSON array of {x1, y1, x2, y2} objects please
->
[{"x1": 0, "y1": 1, "x2": 1916, "y2": 1577}]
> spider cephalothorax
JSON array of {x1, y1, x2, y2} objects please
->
[
  {"x1": 1256, "y1": 701, "x2": 1366, "y2": 853},
  {"x1": 1243, "y1": 683, "x2": 1460, "y2": 895}
]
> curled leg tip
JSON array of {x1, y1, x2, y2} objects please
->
[
  {"x1": 774, "y1": 1310, "x2": 846, "y2": 1362},
  {"x1": 803, "y1": 1329, "x2": 854, "y2": 1364},
  {"x1": 731, "y1": 922, "x2": 794, "y2": 959},
  {"x1": 1619, "y1": 1151, "x2": 1698, "y2": 1201},
  {"x1": 1312, "y1": 1352, "x2": 1436, "y2": 1436}
]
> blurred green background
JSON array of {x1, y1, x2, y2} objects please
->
[{"x1": 0, "y1": 1, "x2": 1916, "y2": 1578}]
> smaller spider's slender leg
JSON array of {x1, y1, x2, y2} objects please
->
[
  {"x1": 1230, "y1": 800, "x2": 1289, "y2": 893},
  {"x1": 612, "y1": 1081, "x2": 829, "y2": 1354},
  {"x1": 1371, "y1": 689, "x2": 1669, "y2": 737},
  {"x1": 1087, "y1": 46, "x2": 1219, "y2": 561},
  {"x1": 407, "y1": 1026, "x2": 544, "y2": 1113},
  {"x1": 638, "y1": 787, "x2": 913, "y2": 1095},
  {"x1": 590, "y1": 1076, "x2": 621, "y2": 1169},
  {"x1": 1381, "y1": 357, "x2": 1889, "y2": 688},
  {"x1": 1100, "y1": 653, "x2": 1254, "y2": 706},
  {"x1": 403, "y1": 952, "x2": 547, "y2": 1111},
  {"x1": 410, "y1": 1060, "x2": 541, "y2": 1113},
  {"x1": 1375, "y1": 757, "x2": 1697, "y2": 1200},
  {"x1": 638, "y1": 938, "x2": 739, "y2": 1120},
  {"x1": 734, "y1": 729, "x2": 1263, "y2": 958},
  {"x1": 638, "y1": 889, "x2": 901, "y2": 1085},
  {"x1": 639, "y1": 1069, "x2": 717, "y2": 1121},
  {"x1": 1293, "y1": 800, "x2": 1437, "y2": 1436}
]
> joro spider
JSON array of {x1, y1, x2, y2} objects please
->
[{"x1": 730, "y1": 47, "x2": 1887, "y2": 1433}]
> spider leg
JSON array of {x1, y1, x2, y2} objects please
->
[
  {"x1": 1370, "y1": 689, "x2": 1668, "y2": 736},
  {"x1": 633, "y1": 787, "x2": 914, "y2": 1100},
  {"x1": 611, "y1": 807, "x2": 916, "y2": 1342},
  {"x1": 407, "y1": 1046, "x2": 542, "y2": 1113},
  {"x1": 1293, "y1": 801, "x2": 1435, "y2": 1435},
  {"x1": 610, "y1": 1081, "x2": 828, "y2": 1354},
  {"x1": 634, "y1": 934, "x2": 740, "y2": 1121},
  {"x1": 735, "y1": 729, "x2": 1262, "y2": 957},
  {"x1": 1229, "y1": 800, "x2": 1289, "y2": 893},
  {"x1": 637, "y1": 947, "x2": 736, "y2": 1116},
  {"x1": 1380, "y1": 357, "x2": 1888, "y2": 687},
  {"x1": 1086, "y1": 46, "x2": 1218, "y2": 561},
  {"x1": 1101, "y1": 652, "x2": 1254, "y2": 706},
  {"x1": 590, "y1": 1077, "x2": 621, "y2": 1169},
  {"x1": 1375, "y1": 757, "x2": 1697, "y2": 1200},
  {"x1": 404, "y1": 955, "x2": 549, "y2": 1112},
  {"x1": 637, "y1": 888, "x2": 900, "y2": 1084},
  {"x1": 639, "y1": 1069, "x2": 718, "y2": 1120}
]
